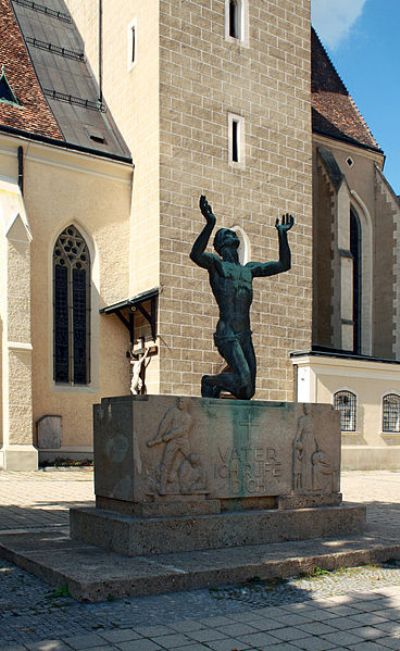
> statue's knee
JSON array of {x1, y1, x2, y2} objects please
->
[{"x1": 240, "y1": 385, "x2": 255, "y2": 400}]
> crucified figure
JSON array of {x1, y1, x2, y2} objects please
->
[{"x1": 190, "y1": 195, "x2": 294, "y2": 400}]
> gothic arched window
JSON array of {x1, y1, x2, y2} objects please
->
[
  {"x1": 334, "y1": 390, "x2": 357, "y2": 432},
  {"x1": 383, "y1": 394, "x2": 400, "y2": 433},
  {"x1": 53, "y1": 225, "x2": 90, "y2": 385}
]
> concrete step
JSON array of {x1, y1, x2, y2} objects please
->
[{"x1": 1, "y1": 521, "x2": 400, "y2": 602}]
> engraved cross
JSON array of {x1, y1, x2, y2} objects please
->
[{"x1": 238, "y1": 409, "x2": 259, "y2": 445}]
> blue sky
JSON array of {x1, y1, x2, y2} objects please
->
[{"x1": 312, "y1": 0, "x2": 400, "y2": 194}]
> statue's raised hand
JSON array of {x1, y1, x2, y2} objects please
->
[
  {"x1": 199, "y1": 195, "x2": 216, "y2": 226},
  {"x1": 275, "y1": 213, "x2": 295, "y2": 232}
]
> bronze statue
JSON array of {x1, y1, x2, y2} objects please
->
[{"x1": 190, "y1": 195, "x2": 294, "y2": 400}]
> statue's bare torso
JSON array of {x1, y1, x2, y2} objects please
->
[{"x1": 210, "y1": 260, "x2": 253, "y2": 338}]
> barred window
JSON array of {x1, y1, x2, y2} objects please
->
[
  {"x1": 53, "y1": 225, "x2": 90, "y2": 385},
  {"x1": 334, "y1": 390, "x2": 357, "y2": 432},
  {"x1": 383, "y1": 394, "x2": 400, "y2": 433}
]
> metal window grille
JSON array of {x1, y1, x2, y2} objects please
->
[
  {"x1": 334, "y1": 390, "x2": 357, "y2": 432},
  {"x1": 53, "y1": 226, "x2": 90, "y2": 385},
  {"x1": 383, "y1": 394, "x2": 400, "y2": 433}
]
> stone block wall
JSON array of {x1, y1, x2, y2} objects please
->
[{"x1": 158, "y1": 0, "x2": 313, "y2": 400}]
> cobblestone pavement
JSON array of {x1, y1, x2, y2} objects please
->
[{"x1": 0, "y1": 469, "x2": 400, "y2": 650}]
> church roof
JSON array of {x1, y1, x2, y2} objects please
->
[
  {"x1": 311, "y1": 28, "x2": 381, "y2": 153},
  {"x1": 0, "y1": 0, "x2": 131, "y2": 162}
]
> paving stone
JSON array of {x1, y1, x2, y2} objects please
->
[
  {"x1": 249, "y1": 618, "x2": 288, "y2": 632},
  {"x1": 320, "y1": 616, "x2": 364, "y2": 630},
  {"x1": 350, "y1": 625, "x2": 388, "y2": 640},
  {"x1": 205, "y1": 638, "x2": 248, "y2": 651},
  {"x1": 169, "y1": 623, "x2": 206, "y2": 634},
  {"x1": 274, "y1": 614, "x2": 312, "y2": 627},
  {"x1": 269, "y1": 627, "x2": 310, "y2": 642},
  {"x1": 351, "y1": 599, "x2": 389, "y2": 612},
  {"x1": 116, "y1": 641, "x2": 162, "y2": 651},
  {"x1": 321, "y1": 631, "x2": 366, "y2": 646},
  {"x1": 373, "y1": 608, "x2": 400, "y2": 620},
  {"x1": 379, "y1": 637, "x2": 400, "y2": 649},
  {"x1": 133, "y1": 627, "x2": 173, "y2": 638},
  {"x1": 374, "y1": 621, "x2": 400, "y2": 636},
  {"x1": 323, "y1": 605, "x2": 361, "y2": 616},
  {"x1": 168, "y1": 646, "x2": 210, "y2": 651},
  {"x1": 99, "y1": 630, "x2": 141, "y2": 643},
  {"x1": 297, "y1": 609, "x2": 337, "y2": 622},
  {"x1": 197, "y1": 616, "x2": 234, "y2": 627},
  {"x1": 186, "y1": 629, "x2": 227, "y2": 643},
  {"x1": 236, "y1": 630, "x2": 279, "y2": 646},
  {"x1": 63, "y1": 635, "x2": 106, "y2": 650},
  {"x1": 151, "y1": 634, "x2": 191, "y2": 649},
  {"x1": 350, "y1": 612, "x2": 388, "y2": 625},
  {"x1": 264, "y1": 644, "x2": 299, "y2": 651},
  {"x1": 347, "y1": 643, "x2": 388, "y2": 650},
  {"x1": 27, "y1": 642, "x2": 71, "y2": 651},
  {"x1": 296, "y1": 622, "x2": 337, "y2": 636},
  {"x1": 291, "y1": 637, "x2": 336, "y2": 651},
  {"x1": 215, "y1": 624, "x2": 256, "y2": 637}
]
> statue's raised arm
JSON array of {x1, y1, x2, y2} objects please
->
[
  {"x1": 246, "y1": 213, "x2": 294, "y2": 277},
  {"x1": 189, "y1": 195, "x2": 218, "y2": 270}
]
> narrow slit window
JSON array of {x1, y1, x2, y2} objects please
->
[
  {"x1": 127, "y1": 19, "x2": 137, "y2": 70},
  {"x1": 131, "y1": 26, "x2": 136, "y2": 63},
  {"x1": 232, "y1": 119, "x2": 239, "y2": 162},
  {"x1": 229, "y1": 0, "x2": 239, "y2": 38},
  {"x1": 229, "y1": 114, "x2": 244, "y2": 166}
]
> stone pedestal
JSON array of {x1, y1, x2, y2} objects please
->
[{"x1": 71, "y1": 395, "x2": 365, "y2": 555}]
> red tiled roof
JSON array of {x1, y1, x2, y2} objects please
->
[
  {"x1": 0, "y1": 0, "x2": 62, "y2": 139},
  {"x1": 312, "y1": 28, "x2": 381, "y2": 152}
]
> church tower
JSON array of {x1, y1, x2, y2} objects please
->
[{"x1": 66, "y1": 0, "x2": 313, "y2": 400}]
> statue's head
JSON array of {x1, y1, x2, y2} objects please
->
[
  {"x1": 177, "y1": 397, "x2": 189, "y2": 411},
  {"x1": 303, "y1": 403, "x2": 311, "y2": 415},
  {"x1": 213, "y1": 228, "x2": 240, "y2": 255}
]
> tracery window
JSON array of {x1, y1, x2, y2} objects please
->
[
  {"x1": 334, "y1": 390, "x2": 357, "y2": 432},
  {"x1": 53, "y1": 225, "x2": 90, "y2": 385},
  {"x1": 383, "y1": 394, "x2": 400, "y2": 433}
]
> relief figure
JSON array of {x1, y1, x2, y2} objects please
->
[
  {"x1": 147, "y1": 398, "x2": 205, "y2": 495},
  {"x1": 293, "y1": 404, "x2": 317, "y2": 491}
]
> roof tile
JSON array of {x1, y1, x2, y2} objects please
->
[
  {"x1": 0, "y1": 0, "x2": 63, "y2": 139},
  {"x1": 312, "y1": 28, "x2": 381, "y2": 152}
]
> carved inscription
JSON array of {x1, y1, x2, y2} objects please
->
[{"x1": 214, "y1": 446, "x2": 282, "y2": 494}]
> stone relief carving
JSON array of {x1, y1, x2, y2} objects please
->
[
  {"x1": 293, "y1": 404, "x2": 317, "y2": 491},
  {"x1": 147, "y1": 397, "x2": 207, "y2": 496},
  {"x1": 293, "y1": 404, "x2": 335, "y2": 493},
  {"x1": 312, "y1": 450, "x2": 334, "y2": 493}
]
